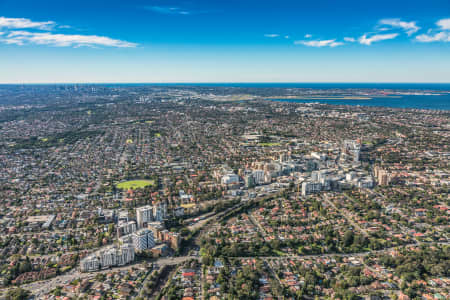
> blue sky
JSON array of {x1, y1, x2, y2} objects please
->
[{"x1": 0, "y1": 0, "x2": 449, "y2": 83}]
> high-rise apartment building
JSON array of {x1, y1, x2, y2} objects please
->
[{"x1": 136, "y1": 205, "x2": 153, "y2": 228}]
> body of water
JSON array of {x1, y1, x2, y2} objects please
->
[
  {"x1": 115, "y1": 83, "x2": 450, "y2": 110},
  {"x1": 271, "y1": 94, "x2": 450, "y2": 110},
  {"x1": 9, "y1": 83, "x2": 449, "y2": 110}
]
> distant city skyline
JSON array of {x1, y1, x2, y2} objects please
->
[{"x1": 0, "y1": 0, "x2": 449, "y2": 83}]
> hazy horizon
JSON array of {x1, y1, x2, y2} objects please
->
[{"x1": 1, "y1": 82, "x2": 450, "y2": 85}]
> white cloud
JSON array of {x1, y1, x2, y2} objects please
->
[
  {"x1": 144, "y1": 6, "x2": 196, "y2": 15},
  {"x1": 416, "y1": 31, "x2": 450, "y2": 42},
  {"x1": 264, "y1": 34, "x2": 279, "y2": 38},
  {"x1": 7, "y1": 31, "x2": 32, "y2": 37},
  {"x1": 359, "y1": 33, "x2": 398, "y2": 45},
  {"x1": 436, "y1": 18, "x2": 450, "y2": 30},
  {"x1": 0, "y1": 16, "x2": 137, "y2": 48},
  {"x1": 0, "y1": 17, "x2": 55, "y2": 30},
  {"x1": 415, "y1": 18, "x2": 450, "y2": 43},
  {"x1": 304, "y1": 34, "x2": 312, "y2": 38},
  {"x1": 379, "y1": 18, "x2": 420, "y2": 36},
  {"x1": 295, "y1": 39, "x2": 343, "y2": 47},
  {"x1": 344, "y1": 37, "x2": 356, "y2": 42},
  {"x1": 0, "y1": 31, "x2": 137, "y2": 48},
  {"x1": 284, "y1": 35, "x2": 290, "y2": 39}
]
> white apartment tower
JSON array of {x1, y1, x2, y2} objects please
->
[
  {"x1": 136, "y1": 205, "x2": 153, "y2": 228},
  {"x1": 153, "y1": 202, "x2": 167, "y2": 221},
  {"x1": 132, "y1": 228, "x2": 155, "y2": 251}
]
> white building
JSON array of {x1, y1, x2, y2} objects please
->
[
  {"x1": 279, "y1": 152, "x2": 290, "y2": 163},
  {"x1": 343, "y1": 140, "x2": 361, "y2": 162},
  {"x1": 221, "y1": 173, "x2": 240, "y2": 185},
  {"x1": 136, "y1": 205, "x2": 153, "y2": 228},
  {"x1": 42, "y1": 215, "x2": 56, "y2": 229},
  {"x1": 147, "y1": 231, "x2": 155, "y2": 249},
  {"x1": 80, "y1": 255, "x2": 100, "y2": 272},
  {"x1": 80, "y1": 243, "x2": 135, "y2": 272},
  {"x1": 117, "y1": 210, "x2": 129, "y2": 222},
  {"x1": 132, "y1": 229, "x2": 155, "y2": 251},
  {"x1": 311, "y1": 152, "x2": 327, "y2": 161},
  {"x1": 252, "y1": 170, "x2": 265, "y2": 185},
  {"x1": 153, "y1": 202, "x2": 167, "y2": 221},
  {"x1": 346, "y1": 172, "x2": 356, "y2": 181},
  {"x1": 117, "y1": 220, "x2": 136, "y2": 237},
  {"x1": 358, "y1": 177, "x2": 374, "y2": 189},
  {"x1": 320, "y1": 178, "x2": 332, "y2": 191},
  {"x1": 179, "y1": 190, "x2": 192, "y2": 201},
  {"x1": 302, "y1": 181, "x2": 322, "y2": 196},
  {"x1": 311, "y1": 171, "x2": 320, "y2": 181},
  {"x1": 99, "y1": 247, "x2": 116, "y2": 267},
  {"x1": 116, "y1": 243, "x2": 135, "y2": 266},
  {"x1": 119, "y1": 234, "x2": 132, "y2": 245}
]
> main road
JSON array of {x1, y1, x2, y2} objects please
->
[
  {"x1": 8, "y1": 256, "x2": 197, "y2": 299},
  {"x1": 233, "y1": 241, "x2": 450, "y2": 261},
  {"x1": 6, "y1": 189, "x2": 275, "y2": 298}
]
